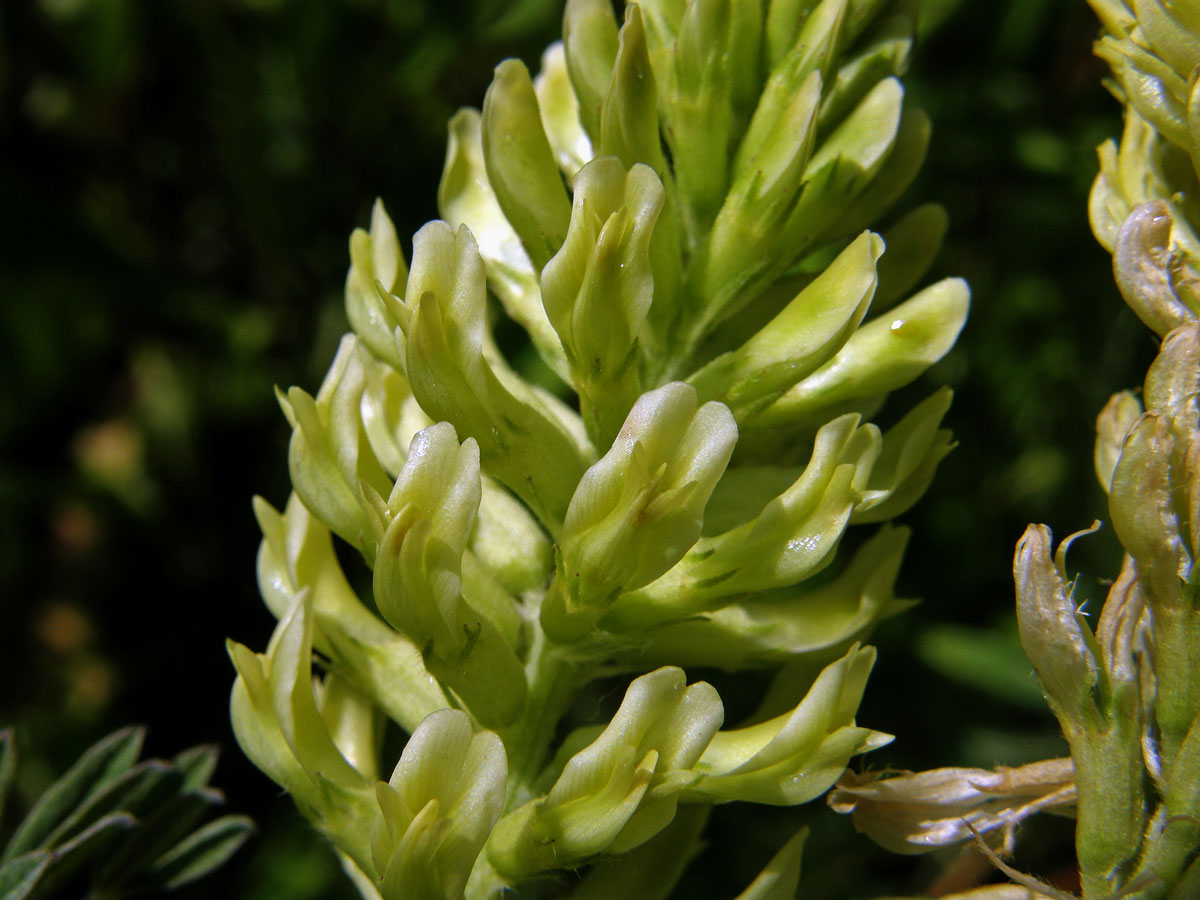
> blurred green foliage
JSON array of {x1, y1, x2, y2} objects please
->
[{"x1": 0, "y1": 0, "x2": 1149, "y2": 897}]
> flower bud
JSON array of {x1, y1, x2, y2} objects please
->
[
  {"x1": 278, "y1": 335, "x2": 393, "y2": 559},
  {"x1": 481, "y1": 59, "x2": 572, "y2": 270},
  {"x1": 682, "y1": 644, "x2": 889, "y2": 806},
  {"x1": 541, "y1": 157, "x2": 664, "y2": 443},
  {"x1": 873, "y1": 203, "x2": 948, "y2": 309},
  {"x1": 1113, "y1": 201, "x2": 1200, "y2": 337},
  {"x1": 563, "y1": 0, "x2": 619, "y2": 140},
  {"x1": 820, "y1": 105, "x2": 931, "y2": 246},
  {"x1": 607, "y1": 525, "x2": 912, "y2": 671},
  {"x1": 1094, "y1": 36, "x2": 1188, "y2": 152},
  {"x1": 765, "y1": 0, "x2": 843, "y2": 72},
  {"x1": 689, "y1": 231, "x2": 882, "y2": 422},
  {"x1": 401, "y1": 221, "x2": 592, "y2": 527},
  {"x1": 779, "y1": 74, "x2": 905, "y2": 243},
  {"x1": 253, "y1": 493, "x2": 447, "y2": 733},
  {"x1": 469, "y1": 479, "x2": 553, "y2": 597},
  {"x1": 660, "y1": 0, "x2": 763, "y2": 235},
  {"x1": 534, "y1": 42, "x2": 593, "y2": 179},
  {"x1": 751, "y1": 277, "x2": 968, "y2": 429},
  {"x1": 1190, "y1": 61, "x2": 1200, "y2": 181},
  {"x1": 228, "y1": 594, "x2": 377, "y2": 869},
  {"x1": 852, "y1": 387, "x2": 955, "y2": 523},
  {"x1": 542, "y1": 383, "x2": 736, "y2": 641},
  {"x1": 1015, "y1": 522, "x2": 1151, "y2": 887},
  {"x1": 316, "y1": 674, "x2": 383, "y2": 783},
  {"x1": 817, "y1": 14, "x2": 913, "y2": 134},
  {"x1": 1014, "y1": 524, "x2": 1104, "y2": 741},
  {"x1": 696, "y1": 69, "x2": 822, "y2": 321},
  {"x1": 355, "y1": 341, "x2": 432, "y2": 480},
  {"x1": 437, "y1": 109, "x2": 568, "y2": 381},
  {"x1": 371, "y1": 710, "x2": 506, "y2": 900},
  {"x1": 1094, "y1": 554, "x2": 1149, "y2": 720},
  {"x1": 372, "y1": 423, "x2": 527, "y2": 727},
  {"x1": 1109, "y1": 402, "x2": 1200, "y2": 764},
  {"x1": 609, "y1": 413, "x2": 872, "y2": 627},
  {"x1": 346, "y1": 200, "x2": 408, "y2": 372},
  {"x1": 1093, "y1": 0, "x2": 1198, "y2": 152},
  {"x1": 488, "y1": 667, "x2": 723, "y2": 878},
  {"x1": 1094, "y1": 390, "x2": 1142, "y2": 493},
  {"x1": 1144, "y1": 320, "x2": 1200, "y2": 413},
  {"x1": 1109, "y1": 412, "x2": 1192, "y2": 606},
  {"x1": 600, "y1": 6, "x2": 667, "y2": 177},
  {"x1": 1089, "y1": 107, "x2": 1166, "y2": 252}
]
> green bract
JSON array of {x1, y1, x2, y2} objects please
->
[{"x1": 231, "y1": 0, "x2": 968, "y2": 897}]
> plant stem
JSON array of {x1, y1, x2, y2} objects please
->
[{"x1": 501, "y1": 620, "x2": 583, "y2": 807}]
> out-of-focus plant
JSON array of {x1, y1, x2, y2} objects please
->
[
  {"x1": 831, "y1": 3, "x2": 1200, "y2": 899},
  {"x1": 229, "y1": 0, "x2": 970, "y2": 897},
  {"x1": 0, "y1": 727, "x2": 252, "y2": 899}
]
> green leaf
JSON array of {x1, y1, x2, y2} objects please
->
[
  {"x1": 43, "y1": 760, "x2": 183, "y2": 851},
  {"x1": 3, "y1": 728, "x2": 144, "y2": 862},
  {"x1": 140, "y1": 815, "x2": 255, "y2": 891},
  {"x1": 172, "y1": 745, "x2": 219, "y2": 792},
  {"x1": 95, "y1": 789, "x2": 223, "y2": 890},
  {"x1": 28, "y1": 812, "x2": 136, "y2": 900},
  {"x1": 0, "y1": 852, "x2": 50, "y2": 900}
]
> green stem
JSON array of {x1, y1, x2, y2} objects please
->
[{"x1": 500, "y1": 624, "x2": 584, "y2": 807}]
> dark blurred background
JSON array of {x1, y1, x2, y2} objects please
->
[{"x1": 0, "y1": 0, "x2": 1153, "y2": 897}]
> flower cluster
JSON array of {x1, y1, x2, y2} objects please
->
[{"x1": 229, "y1": 1, "x2": 968, "y2": 897}]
